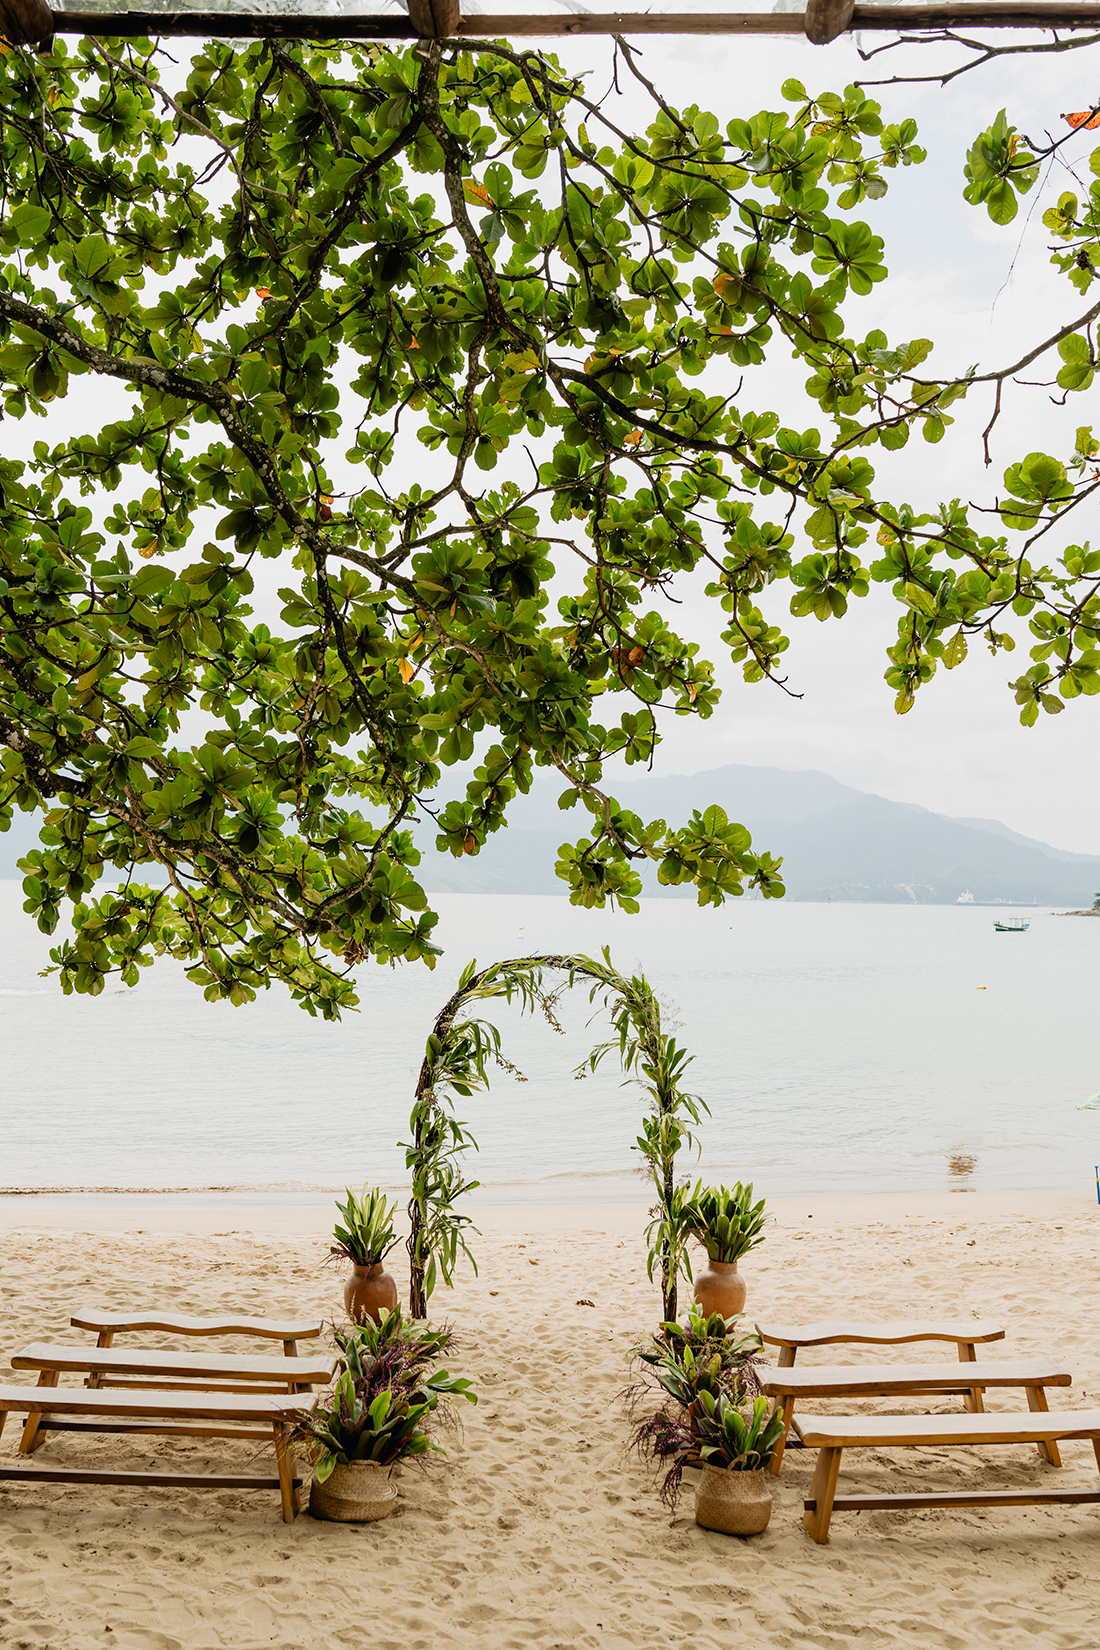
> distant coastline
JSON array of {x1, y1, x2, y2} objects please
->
[{"x1": 5, "y1": 761, "x2": 1100, "y2": 905}]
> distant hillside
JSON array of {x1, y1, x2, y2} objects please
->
[
  {"x1": 410, "y1": 763, "x2": 1100, "y2": 906},
  {"x1": 4, "y1": 763, "x2": 1098, "y2": 906}
]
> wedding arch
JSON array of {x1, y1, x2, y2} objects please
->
[{"x1": 401, "y1": 951, "x2": 705, "y2": 1319}]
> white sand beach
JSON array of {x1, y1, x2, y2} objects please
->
[{"x1": 0, "y1": 1190, "x2": 1097, "y2": 1649}]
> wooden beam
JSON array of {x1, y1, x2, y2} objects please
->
[
  {"x1": 854, "y1": 1, "x2": 1100, "y2": 23},
  {"x1": 461, "y1": 10, "x2": 806, "y2": 31},
  {"x1": 36, "y1": 3, "x2": 1100, "y2": 42},
  {"x1": 0, "y1": 0, "x2": 52, "y2": 44},
  {"x1": 805, "y1": 0, "x2": 855, "y2": 41},
  {"x1": 407, "y1": 0, "x2": 460, "y2": 33}
]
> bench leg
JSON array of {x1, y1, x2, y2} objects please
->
[
  {"x1": 803, "y1": 1447, "x2": 842, "y2": 1544},
  {"x1": 19, "y1": 1372, "x2": 58, "y2": 1454},
  {"x1": 770, "y1": 1397, "x2": 795, "y2": 1476},
  {"x1": 957, "y1": 1341, "x2": 984, "y2": 1413},
  {"x1": 89, "y1": 1330, "x2": 115, "y2": 1386},
  {"x1": 273, "y1": 1424, "x2": 299, "y2": 1523},
  {"x1": 1025, "y1": 1386, "x2": 1061, "y2": 1467},
  {"x1": 777, "y1": 1347, "x2": 796, "y2": 1368}
]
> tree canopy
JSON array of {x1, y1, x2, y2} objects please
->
[{"x1": 1, "y1": 29, "x2": 1097, "y2": 1015}]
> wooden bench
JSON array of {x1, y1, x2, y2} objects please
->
[
  {"x1": 756, "y1": 1319, "x2": 1007, "y2": 1368},
  {"x1": 762, "y1": 1358, "x2": 1072, "y2": 1473},
  {"x1": 0, "y1": 1385, "x2": 317, "y2": 1522},
  {"x1": 796, "y1": 1408, "x2": 1100, "y2": 1543},
  {"x1": 11, "y1": 1343, "x2": 337, "y2": 1434},
  {"x1": 71, "y1": 1307, "x2": 322, "y2": 1359},
  {"x1": 755, "y1": 1318, "x2": 1007, "y2": 1413}
]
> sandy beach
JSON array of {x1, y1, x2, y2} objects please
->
[{"x1": 0, "y1": 1189, "x2": 1098, "y2": 1649}]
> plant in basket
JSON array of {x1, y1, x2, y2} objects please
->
[
  {"x1": 626, "y1": 1305, "x2": 781, "y2": 1535},
  {"x1": 333, "y1": 1185, "x2": 400, "y2": 1324},
  {"x1": 692, "y1": 1393, "x2": 786, "y2": 1536},
  {"x1": 291, "y1": 1307, "x2": 476, "y2": 1523}
]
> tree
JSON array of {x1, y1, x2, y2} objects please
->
[{"x1": 1, "y1": 31, "x2": 1097, "y2": 1017}]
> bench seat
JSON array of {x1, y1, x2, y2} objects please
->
[
  {"x1": 794, "y1": 1407, "x2": 1100, "y2": 1543},
  {"x1": 0, "y1": 1384, "x2": 316, "y2": 1522},
  {"x1": 71, "y1": 1307, "x2": 322, "y2": 1357},
  {"x1": 12, "y1": 1341, "x2": 337, "y2": 1395},
  {"x1": 755, "y1": 1318, "x2": 1006, "y2": 1367},
  {"x1": 763, "y1": 1358, "x2": 1072, "y2": 1472}
]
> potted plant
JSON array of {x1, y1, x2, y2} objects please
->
[
  {"x1": 680, "y1": 1181, "x2": 767, "y2": 1319},
  {"x1": 638, "y1": 1303, "x2": 764, "y2": 1384},
  {"x1": 692, "y1": 1393, "x2": 786, "y2": 1535},
  {"x1": 333, "y1": 1185, "x2": 400, "y2": 1324},
  {"x1": 291, "y1": 1308, "x2": 476, "y2": 1523},
  {"x1": 626, "y1": 1305, "x2": 773, "y2": 1528}
]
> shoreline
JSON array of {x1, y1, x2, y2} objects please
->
[{"x1": 0, "y1": 1184, "x2": 1093, "y2": 1234}]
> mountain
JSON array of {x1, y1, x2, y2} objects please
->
[
  {"x1": 410, "y1": 763, "x2": 1100, "y2": 906},
  {"x1": 950, "y1": 817, "x2": 1099, "y2": 866},
  {"x1": 3, "y1": 763, "x2": 1098, "y2": 906}
]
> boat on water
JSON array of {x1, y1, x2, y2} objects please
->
[
  {"x1": 957, "y1": 890, "x2": 975, "y2": 904},
  {"x1": 993, "y1": 917, "x2": 1030, "y2": 932}
]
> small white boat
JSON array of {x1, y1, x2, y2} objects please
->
[
  {"x1": 956, "y1": 890, "x2": 975, "y2": 904},
  {"x1": 993, "y1": 917, "x2": 1030, "y2": 932}
]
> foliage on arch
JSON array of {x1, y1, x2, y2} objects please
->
[
  {"x1": 2, "y1": 34, "x2": 1099, "y2": 1022},
  {"x1": 404, "y1": 950, "x2": 705, "y2": 1321}
]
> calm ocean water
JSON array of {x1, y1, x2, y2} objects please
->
[{"x1": 1, "y1": 883, "x2": 1098, "y2": 1202}]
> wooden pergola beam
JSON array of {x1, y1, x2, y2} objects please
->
[{"x1": 6, "y1": 0, "x2": 1100, "y2": 47}]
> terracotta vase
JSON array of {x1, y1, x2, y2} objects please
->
[
  {"x1": 310, "y1": 1459, "x2": 396, "y2": 1523},
  {"x1": 344, "y1": 1261, "x2": 398, "y2": 1324},
  {"x1": 694, "y1": 1465, "x2": 772, "y2": 1536},
  {"x1": 692, "y1": 1256, "x2": 747, "y2": 1321}
]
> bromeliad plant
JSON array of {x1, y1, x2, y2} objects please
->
[
  {"x1": 695, "y1": 1393, "x2": 786, "y2": 1475},
  {"x1": 332, "y1": 1185, "x2": 399, "y2": 1266},
  {"x1": 291, "y1": 1308, "x2": 476, "y2": 1483},
  {"x1": 637, "y1": 1303, "x2": 764, "y2": 1392},
  {"x1": 334, "y1": 1307, "x2": 453, "y2": 1378},
  {"x1": 301, "y1": 1374, "x2": 436, "y2": 1482},
  {"x1": 682, "y1": 1182, "x2": 768, "y2": 1266},
  {"x1": 626, "y1": 1306, "x2": 768, "y2": 1507}
]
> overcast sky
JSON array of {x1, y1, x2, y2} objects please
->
[
  {"x1": 534, "y1": 22, "x2": 1100, "y2": 850},
  {"x1": 14, "y1": 16, "x2": 1100, "y2": 851}
]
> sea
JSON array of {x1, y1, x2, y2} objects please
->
[{"x1": 1, "y1": 882, "x2": 1098, "y2": 1205}]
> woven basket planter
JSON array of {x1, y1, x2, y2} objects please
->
[
  {"x1": 309, "y1": 1459, "x2": 397, "y2": 1523},
  {"x1": 694, "y1": 1465, "x2": 772, "y2": 1536}
]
